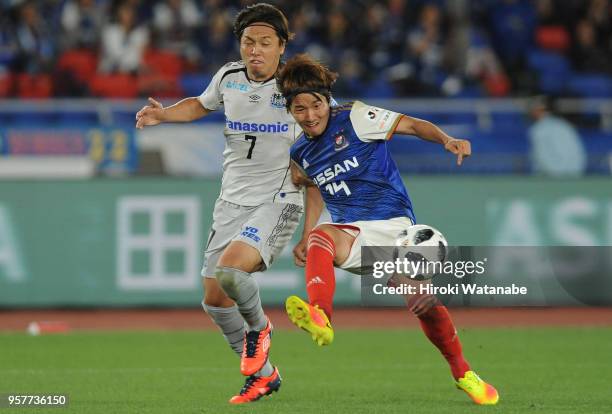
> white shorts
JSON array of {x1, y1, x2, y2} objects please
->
[
  {"x1": 325, "y1": 216, "x2": 414, "y2": 274},
  {"x1": 201, "y1": 199, "x2": 303, "y2": 276}
]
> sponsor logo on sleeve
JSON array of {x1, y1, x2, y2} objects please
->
[
  {"x1": 379, "y1": 111, "x2": 392, "y2": 129},
  {"x1": 365, "y1": 106, "x2": 381, "y2": 122}
]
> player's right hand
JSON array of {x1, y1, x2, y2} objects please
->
[
  {"x1": 293, "y1": 238, "x2": 308, "y2": 267},
  {"x1": 444, "y1": 137, "x2": 471, "y2": 166},
  {"x1": 135, "y1": 97, "x2": 164, "y2": 129}
]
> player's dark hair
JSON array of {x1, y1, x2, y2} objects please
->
[
  {"x1": 234, "y1": 3, "x2": 293, "y2": 44},
  {"x1": 277, "y1": 54, "x2": 338, "y2": 109}
]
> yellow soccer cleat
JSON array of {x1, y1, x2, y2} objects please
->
[
  {"x1": 456, "y1": 371, "x2": 499, "y2": 405},
  {"x1": 285, "y1": 295, "x2": 334, "y2": 346}
]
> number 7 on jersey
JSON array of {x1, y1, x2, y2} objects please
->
[{"x1": 245, "y1": 135, "x2": 257, "y2": 159}]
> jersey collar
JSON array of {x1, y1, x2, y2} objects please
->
[{"x1": 244, "y1": 62, "x2": 281, "y2": 84}]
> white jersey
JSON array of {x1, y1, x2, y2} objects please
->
[{"x1": 198, "y1": 61, "x2": 303, "y2": 206}]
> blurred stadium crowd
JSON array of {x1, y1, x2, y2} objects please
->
[{"x1": 0, "y1": 0, "x2": 611, "y2": 99}]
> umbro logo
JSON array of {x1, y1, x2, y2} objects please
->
[
  {"x1": 262, "y1": 335, "x2": 270, "y2": 352},
  {"x1": 249, "y1": 94, "x2": 261, "y2": 103}
]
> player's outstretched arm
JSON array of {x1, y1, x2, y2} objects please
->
[
  {"x1": 290, "y1": 162, "x2": 324, "y2": 267},
  {"x1": 394, "y1": 115, "x2": 471, "y2": 165},
  {"x1": 135, "y1": 97, "x2": 211, "y2": 129}
]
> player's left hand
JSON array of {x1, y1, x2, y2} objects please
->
[
  {"x1": 444, "y1": 138, "x2": 471, "y2": 166},
  {"x1": 293, "y1": 238, "x2": 308, "y2": 267}
]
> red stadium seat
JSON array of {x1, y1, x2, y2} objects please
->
[
  {"x1": 143, "y1": 49, "x2": 184, "y2": 78},
  {"x1": 536, "y1": 26, "x2": 570, "y2": 52},
  {"x1": 17, "y1": 74, "x2": 53, "y2": 98},
  {"x1": 484, "y1": 73, "x2": 510, "y2": 97},
  {"x1": 0, "y1": 73, "x2": 12, "y2": 97},
  {"x1": 58, "y1": 49, "x2": 98, "y2": 83},
  {"x1": 90, "y1": 74, "x2": 138, "y2": 98},
  {"x1": 137, "y1": 73, "x2": 183, "y2": 98}
]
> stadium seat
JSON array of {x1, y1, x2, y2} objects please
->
[
  {"x1": 535, "y1": 26, "x2": 570, "y2": 52},
  {"x1": 484, "y1": 73, "x2": 510, "y2": 97},
  {"x1": 567, "y1": 74, "x2": 612, "y2": 98},
  {"x1": 90, "y1": 74, "x2": 138, "y2": 98},
  {"x1": 0, "y1": 73, "x2": 12, "y2": 97},
  {"x1": 57, "y1": 49, "x2": 98, "y2": 83},
  {"x1": 137, "y1": 73, "x2": 183, "y2": 98},
  {"x1": 362, "y1": 77, "x2": 395, "y2": 99},
  {"x1": 453, "y1": 85, "x2": 484, "y2": 98},
  {"x1": 143, "y1": 50, "x2": 184, "y2": 78},
  {"x1": 526, "y1": 49, "x2": 571, "y2": 94},
  {"x1": 17, "y1": 74, "x2": 53, "y2": 98},
  {"x1": 180, "y1": 73, "x2": 213, "y2": 97}
]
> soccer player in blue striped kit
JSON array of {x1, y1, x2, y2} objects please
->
[{"x1": 277, "y1": 54, "x2": 499, "y2": 405}]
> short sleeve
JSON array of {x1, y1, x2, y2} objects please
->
[
  {"x1": 349, "y1": 100, "x2": 403, "y2": 141},
  {"x1": 197, "y1": 66, "x2": 225, "y2": 111},
  {"x1": 289, "y1": 142, "x2": 301, "y2": 164}
]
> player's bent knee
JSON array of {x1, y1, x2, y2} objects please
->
[
  {"x1": 217, "y1": 242, "x2": 263, "y2": 273},
  {"x1": 308, "y1": 225, "x2": 341, "y2": 249},
  {"x1": 203, "y1": 277, "x2": 234, "y2": 307},
  {"x1": 312, "y1": 224, "x2": 337, "y2": 239},
  {"x1": 203, "y1": 292, "x2": 234, "y2": 308},
  {"x1": 215, "y1": 266, "x2": 249, "y2": 300},
  {"x1": 310, "y1": 225, "x2": 354, "y2": 264},
  {"x1": 405, "y1": 293, "x2": 441, "y2": 316}
]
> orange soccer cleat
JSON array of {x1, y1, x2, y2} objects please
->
[
  {"x1": 229, "y1": 367, "x2": 282, "y2": 404},
  {"x1": 240, "y1": 319, "x2": 272, "y2": 376}
]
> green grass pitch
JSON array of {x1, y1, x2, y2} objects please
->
[{"x1": 1, "y1": 327, "x2": 611, "y2": 413}]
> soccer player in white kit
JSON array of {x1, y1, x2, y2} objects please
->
[{"x1": 135, "y1": 3, "x2": 315, "y2": 404}]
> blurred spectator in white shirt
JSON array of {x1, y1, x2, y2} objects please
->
[
  {"x1": 152, "y1": 0, "x2": 200, "y2": 60},
  {"x1": 98, "y1": 2, "x2": 148, "y2": 73},
  {"x1": 528, "y1": 96, "x2": 587, "y2": 177},
  {"x1": 60, "y1": 0, "x2": 105, "y2": 50}
]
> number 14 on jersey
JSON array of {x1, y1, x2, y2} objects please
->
[{"x1": 324, "y1": 181, "x2": 351, "y2": 196}]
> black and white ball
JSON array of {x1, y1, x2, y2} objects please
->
[{"x1": 394, "y1": 224, "x2": 448, "y2": 280}]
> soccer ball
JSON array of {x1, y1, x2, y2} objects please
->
[{"x1": 394, "y1": 224, "x2": 448, "y2": 280}]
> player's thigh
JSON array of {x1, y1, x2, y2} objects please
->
[
  {"x1": 202, "y1": 276, "x2": 235, "y2": 307},
  {"x1": 219, "y1": 202, "x2": 303, "y2": 272},
  {"x1": 217, "y1": 240, "x2": 263, "y2": 272},
  {"x1": 332, "y1": 216, "x2": 414, "y2": 273},
  {"x1": 200, "y1": 199, "x2": 253, "y2": 277}
]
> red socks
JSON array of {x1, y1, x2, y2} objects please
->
[
  {"x1": 304, "y1": 230, "x2": 469, "y2": 380},
  {"x1": 418, "y1": 305, "x2": 470, "y2": 380},
  {"x1": 305, "y1": 229, "x2": 336, "y2": 319}
]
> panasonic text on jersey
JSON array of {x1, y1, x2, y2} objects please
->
[{"x1": 226, "y1": 119, "x2": 290, "y2": 134}]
